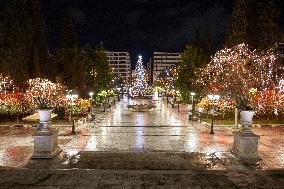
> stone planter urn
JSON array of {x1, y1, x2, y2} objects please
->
[
  {"x1": 240, "y1": 110, "x2": 255, "y2": 128},
  {"x1": 37, "y1": 109, "x2": 53, "y2": 122},
  {"x1": 37, "y1": 109, "x2": 53, "y2": 131}
]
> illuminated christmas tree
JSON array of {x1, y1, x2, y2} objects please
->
[{"x1": 131, "y1": 56, "x2": 151, "y2": 96}]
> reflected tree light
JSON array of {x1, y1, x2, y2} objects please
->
[
  {"x1": 135, "y1": 115, "x2": 144, "y2": 149},
  {"x1": 85, "y1": 135, "x2": 97, "y2": 151},
  {"x1": 186, "y1": 132, "x2": 198, "y2": 152}
]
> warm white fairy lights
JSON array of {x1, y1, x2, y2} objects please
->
[
  {"x1": 198, "y1": 44, "x2": 280, "y2": 99},
  {"x1": 0, "y1": 74, "x2": 14, "y2": 94},
  {"x1": 277, "y1": 79, "x2": 284, "y2": 92},
  {"x1": 131, "y1": 56, "x2": 151, "y2": 96},
  {"x1": 198, "y1": 44, "x2": 283, "y2": 116},
  {"x1": 153, "y1": 66, "x2": 177, "y2": 94},
  {"x1": 26, "y1": 78, "x2": 65, "y2": 107}
]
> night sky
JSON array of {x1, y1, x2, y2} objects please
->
[{"x1": 1, "y1": 0, "x2": 284, "y2": 58}]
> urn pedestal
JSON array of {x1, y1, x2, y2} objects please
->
[
  {"x1": 32, "y1": 109, "x2": 61, "y2": 159},
  {"x1": 32, "y1": 129, "x2": 61, "y2": 159},
  {"x1": 232, "y1": 129, "x2": 260, "y2": 163},
  {"x1": 232, "y1": 111, "x2": 260, "y2": 163}
]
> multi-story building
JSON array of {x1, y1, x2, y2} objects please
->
[
  {"x1": 106, "y1": 51, "x2": 131, "y2": 84},
  {"x1": 151, "y1": 52, "x2": 182, "y2": 83}
]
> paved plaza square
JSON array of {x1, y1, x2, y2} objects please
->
[{"x1": 0, "y1": 98, "x2": 284, "y2": 188}]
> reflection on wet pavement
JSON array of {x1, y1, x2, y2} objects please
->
[{"x1": 0, "y1": 98, "x2": 284, "y2": 170}]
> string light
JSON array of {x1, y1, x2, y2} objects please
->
[
  {"x1": 131, "y1": 56, "x2": 151, "y2": 96},
  {"x1": 0, "y1": 74, "x2": 14, "y2": 94},
  {"x1": 198, "y1": 44, "x2": 280, "y2": 99},
  {"x1": 153, "y1": 66, "x2": 177, "y2": 95},
  {"x1": 198, "y1": 44, "x2": 283, "y2": 116},
  {"x1": 26, "y1": 78, "x2": 65, "y2": 108}
]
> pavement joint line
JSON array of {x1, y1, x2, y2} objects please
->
[
  {"x1": 94, "y1": 125, "x2": 196, "y2": 127},
  {"x1": 1, "y1": 168, "x2": 283, "y2": 175}
]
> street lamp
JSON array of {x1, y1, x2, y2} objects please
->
[
  {"x1": 121, "y1": 83, "x2": 124, "y2": 99},
  {"x1": 117, "y1": 87, "x2": 121, "y2": 101},
  {"x1": 190, "y1": 92, "x2": 196, "y2": 121},
  {"x1": 207, "y1": 94, "x2": 220, "y2": 134},
  {"x1": 89, "y1": 91, "x2": 94, "y2": 99},
  {"x1": 176, "y1": 90, "x2": 181, "y2": 112},
  {"x1": 171, "y1": 90, "x2": 175, "y2": 108},
  {"x1": 88, "y1": 91, "x2": 94, "y2": 114},
  {"x1": 66, "y1": 90, "x2": 79, "y2": 134}
]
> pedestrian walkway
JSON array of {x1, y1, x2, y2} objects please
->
[{"x1": 0, "y1": 98, "x2": 284, "y2": 188}]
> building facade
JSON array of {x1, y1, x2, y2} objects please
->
[
  {"x1": 106, "y1": 51, "x2": 131, "y2": 84},
  {"x1": 151, "y1": 52, "x2": 182, "y2": 83}
]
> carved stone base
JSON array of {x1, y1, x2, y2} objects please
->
[
  {"x1": 32, "y1": 129, "x2": 61, "y2": 159},
  {"x1": 38, "y1": 121, "x2": 51, "y2": 131},
  {"x1": 232, "y1": 129, "x2": 260, "y2": 163}
]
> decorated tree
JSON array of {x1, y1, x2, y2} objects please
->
[
  {"x1": 0, "y1": 74, "x2": 14, "y2": 94},
  {"x1": 278, "y1": 80, "x2": 284, "y2": 116},
  {"x1": 0, "y1": 75, "x2": 31, "y2": 120},
  {"x1": 153, "y1": 67, "x2": 177, "y2": 95},
  {"x1": 249, "y1": 79, "x2": 284, "y2": 118},
  {"x1": 131, "y1": 56, "x2": 151, "y2": 96},
  {"x1": 251, "y1": 89, "x2": 281, "y2": 118},
  {"x1": 153, "y1": 71, "x2": 167, "y2": 91},
  {"x1": 26, "y1": 78, "x2": 66, "y2": 109},
  {"x1": 0, "y1": 92, "x2": 33, "y2": 121},
  {"x1": 198, "y1": 44, "x2": 283, "y2": 117},
  {"x1": 198, "y1": 44, "x2": 279, "y2": 100}
]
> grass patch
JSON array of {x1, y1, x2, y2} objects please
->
[{"x1": 200, "y1": 114, "x2": 284, "y2": 125}]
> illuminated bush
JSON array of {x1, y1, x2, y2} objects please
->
[{"x1": 26, "y1": 78, "x2": 66, "y2": 109}]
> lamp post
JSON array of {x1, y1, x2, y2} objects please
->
[
  {"x1": 117, "y1": 87, "x2": 121, "y2": 101},
  {"x1": 121, "y1": 84, "x2": 124, "y2": 99},
  {"x1": 66, "y1": 90, "x2": 78, "y2": 134},
  {"x1": 176, "y1": 90, "x2": 180, "y2": 112},
  {"x1": 167, "y1": 95, "x2": 169, "y2": 105},
  {"x1": 190, "y1": 92, "x2": 196, "y2": 121},
  {"x1": 89, "y1": 91, "x2": 94, "y2": 115},
  {"x1": 207, "y1": 94, "x2": 220, "y2": 134},
  {"x1": 171, "y1": 90, "x2": 175, "y2": 108}
]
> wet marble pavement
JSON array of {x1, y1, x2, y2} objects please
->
[
  {"x1": 0, "y1": 98, "x2": 284, "y2": 170},
  {"x1": 85, "y1": 99, "x2": 233, "y2": 153},
  {"x1": 0, "y1": 98, "x2": 284, "y2": 187}
]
